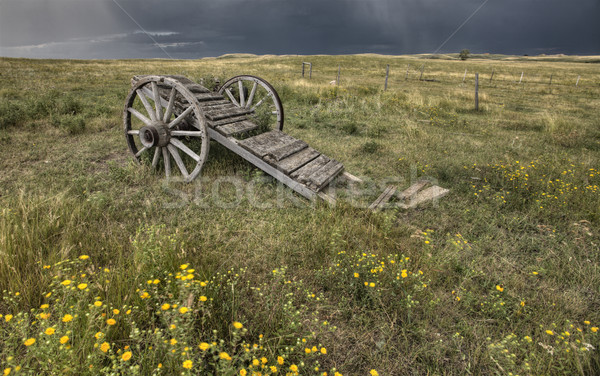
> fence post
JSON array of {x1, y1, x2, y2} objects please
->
[
  {"x1": 463, "y1": 69, "x2": 467, "y2": 83},
  {"x1": 384, "y1": 64, "x2": 389, "y2": 91},
  {"x1": 405, "y1": 64, "x2": 410, "y2": 80},
  {"x1": 309, "y1": 63, "x2": 312, "y2": 79},
  {"x1": 302, "y1": 63, "x2": 305, "y2": 78},
  {"x1": 576, "y1": 75, "x2": 581, "y2": 87},
  {"x1": 549, "y1": 74, "x2": 553, "y2": 86},
  {"x1": 489, "y1": 68, "x2": 495, "y2": 83},
  {"x1": 337, "y1": 65, "x2": 341, "y2": 86},
  {"x1": 475, "y1": 73, "x2": 479, "y2": 111},
  {"x1": 519, "y1": 72, "x2": 524, "y2": 84},
  {"x1": 419, "y1": 65, "x2": 425, "y2": 81}
]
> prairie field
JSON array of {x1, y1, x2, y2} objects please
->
[{"x1": 0, "y1": 54, "x2": 599, "y2": 375}]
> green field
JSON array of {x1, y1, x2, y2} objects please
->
[{"x1": 1, "y1": 54, "x2": 599, "y2": 375}]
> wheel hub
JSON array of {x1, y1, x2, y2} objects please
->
[{"x1": 139, "y1": 122, "x2": 170, "y2": 148}]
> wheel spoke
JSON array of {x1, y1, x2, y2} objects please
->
[
  {"x1": 167, "y1": 144, "x2": 189, "y2": 178},
  {"x1": 224, "y1": 88, "x2": 240, "y2": 107},
  {"x1": 170, "y1": 138, "x2": 201, "y2": 162},
  {"x1": 136, "y1": 89, "x2": 157, "y2": 122},
  {"x1": 152, "y1": 146, "x2": 161, "y2": 168},
  {"x1": 162, "y1": 147, "x2": 171, "y2": 178},
  {"x1": 135, "y1": 146, "x2": 148, "y2": 158},
  {"x1": 251, "y1": 95, "x2": 269, "y2": 111},
  {"x1": 168, "y1": 105, "x2": 194, "y2": 128},
  {"x1": 163, "y1": 87, "x2": 177, "y2": 122},
  {"x1": 246, "y1": 82, "x2": 258, "y2": 108},
  {"x1": 152, "y1": 82, "x2": 163, "y2": 121},
  {"x1": 127, "y1": 130, "x2": 140, "y2": 135},
  {"x1": 238, "y1": 80, "x2": 245, "y2": 107},
  {"x1": 171, "y1": 130, "x2": 204, "y2": 137},
  {"x1": 128, "y1": 108, "x2": 152, "y2": 126}
]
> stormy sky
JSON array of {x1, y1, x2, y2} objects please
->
[{"x1": 1, "y1": 0, "x2": 599, "y2": 59}]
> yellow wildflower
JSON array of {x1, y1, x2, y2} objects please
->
[
  {"x1": 45, "y1": 327, "x2": 56, "y2": 335},
  {"x1": 179, "y1": 307, "x2": 189, "y2": 314},
  {"x1": 106, "y1": 318, "x2": 116, "y2": 326},
  {"x1": 62, "y1": 314, "x2": 73, "y2": 322},
  {"x1": 100, "y1": 342, "x2": 110, "y2": 353},
  {"x1": 40, "y1": 304, "x2": 49, "y2": 309},
  {"x1": 320, "y1": 347, "x2": 327, "y2": 354},
  {"x1": 180, "y1": 264, "x2": 188, "y2": 270},
  {"x1": 199, "y1": 342, "x2": 210, "y2": 351},
  {"x1": 94, "y1": 301, "x2": 102, "y2": 307},
  {"x1": 61, "y1": 280, "x2": 72, "y2": 286},
  {"x1": 199, "y1": 296, "x2": 207, "y2": 302},
  {"x1": 113, "y1": 309, "x2": 120, "y2": 315},
  {"x1": 182, "y1": 360, "x2": 193, "y2": 369},
  {"x1": 4, "y1": 314, "x2": 13, "y2": 322},
  {"x1": 240, "y1": 369, "x2": 247, "y2": 376},
  {"x1": 60, "y1": 336, "x2": 69, "y2": 344},
  {"x1": 24, "y1": 338, "x2": 36, "y2": 346},
  {"x1": 122, "y1": 351, "x2": 132, "y2": 361},
  {"x1": 290, "y1": 364, "x2": 298, "y2": 372},
  {"x1": 161, "y1": 303, "x2": 170, "y2": 311},
  {"x1": 546, "y1": 330, "x2": 554, "y2": 335},
  {"x1": 370, "y1": 371, "x2": 379, "y2": 376},
  {"x1": 496, "y1": 285, "x2": 504, "y2": 292},
  {"x1": 219, "y1": 352, "x2": 232, "y2": 361},
  {"x1": 277, "y1": 356, "x2": 284, "y2": 365},
  {"x1": 3, "y1": 368, "x2": 11, "y2": 376},
  {"x1": 233, "y1": 321, "x2": 243, "y2": 329},
  {"x1": 592, "y1": 327, "x2": 598, "y2": 333}
]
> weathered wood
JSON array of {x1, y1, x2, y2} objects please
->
[
  {"x1": 170, "y1": 138, "x2": 202, "y2": 162},
  {"x1": 265, "y1": 140, "x2": 307, "y2": 162},
  {"x1": 152, "y1": 147, "x2": 161, "y2": 168},
  {"x1": 340, "y1": 171, "x2": 363, "y2": 184},
  {"x1": 384, "y1": 64, "x2": 389, "y2": 90},
  {"x1": 398, "y1": 186, "x2": 449, "y2": 209},
  {"x1": 194, "y1": 92, "x2": 228, "y2": 102},
  {"x1": 205, "y1": 107, "x2": 254, "y2": 121},
  {"x1": 397, "y1": 180, "x2": 429, "y2": 200},
  {"x1": 238, "y1": 131, "x2": 299, "y2": 158},
  {"x1": 317, "y1": 191, "x2": 336, "y2": 205},
  {"x1": 207, "y1": 115, "x2": 250, "y2": 128},
  {"x1": 136, "y1": 89, "x2": 157, "y2": 121},
  {"x1": 216, "y1": 121, "x2": 258, "y2": 137},
  {"x1": 208, "y1": 129, "x2": 317, "y2": 199},
  {"x1": 305, "y1": 159, "x2": 344, "y2": 191},
  {"x1": 291, "y1": 155, "x2": 329, "y2": 183},
  {"x1": 162, "y1": 147, "x2": 171, "y2": 178},
  {"x1": 128, "y1": 107, "x2": 152, "y2": 126},
  {"x1": 276, "y1": 147, "x2": 320, "y2": 174},
  {"x1": 368, "y1": 185, "x2": 397, "y2": 211},
  {"x1": 167, "y1": 144, "x2": 189, "y2": 178},
  {"x1": 475, "y1": 73, "x2": 479, "y2": 111}
]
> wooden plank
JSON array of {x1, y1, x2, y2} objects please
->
[
  {"x1": 398, "y1": 186, "x2": 449, "y2": 209},
  {"x1": 199, "y1": 100, "x2": 234, "y2": 109},
  {"x1": 205, "y1": 107, "x2": 254, "y2": 121},
  {"x1": 340, "y1": 171, "x2": 363, "y2": 184},
  {"x1": 291, "y1": 155, "x2": 330, "y2": 183},
  {"x1": 207, "y1": 129, "x2": 316, "y2": 199},
  {"x1": 195, "y1": 92, "x2": 227, "y2": 102},
  {"x1": 207, "y1": 115, "x2": 250, "y2": 128},
  {"x1": 238, "y1": 131, "x2": 299, "y2": 158},
  {"x1": 265, "y1": 140, "x2": 308, "y2": 162},
  {"x1": 184, "y1": 83, "x2": 211, "y2": 93},
  {"x1": 216, "y1": 121, "x2": 258, "y2": 137},
  {"x1": 368, "y1": 185, "x2": 398, "y2": 211},
  {"x1": 397, "y1": 180, "x2": 429, "y2": 200},
  {"x1": 276, "y1": 147, "x2": 320, "y2": 174},
  {"x1": 305, "y1": 160, "x2": 344, "y2": 191}
]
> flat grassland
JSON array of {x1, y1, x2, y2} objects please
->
[{"x1": 0, "y1": 54, "x2": 599, "y2": 375}]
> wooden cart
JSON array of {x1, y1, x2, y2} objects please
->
[
  {"x1": 123, "y1": 75, "x2": 448, "y2": 207},
  {"x1": 123, "y1": 75, "x2": 352, "y2": 201}
]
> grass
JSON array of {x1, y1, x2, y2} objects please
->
[{"x1": 0, "y1": 53, "x2": 599, "y2": 375}]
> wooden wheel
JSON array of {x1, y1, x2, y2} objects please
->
[
  {"x1": 218, "y1": 75, "x2": 284, "y2": 131},
  {"x1": 123, "y1": 76, "x2": 209, "y2": 182}
]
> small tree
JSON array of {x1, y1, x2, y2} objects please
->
[{"x1": 459, "y1": 49, "x2": 470, "y2": 61}]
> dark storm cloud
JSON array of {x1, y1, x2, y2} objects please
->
[{"x1": 1, "y1": 0, "x2": 598, "y2": 59}]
